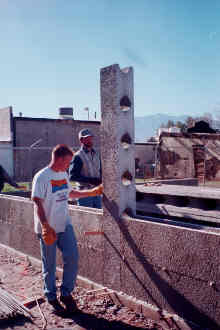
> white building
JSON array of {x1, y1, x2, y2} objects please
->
[{"x1": 0, "y1": 107, "x2": 14, "y2": 176}]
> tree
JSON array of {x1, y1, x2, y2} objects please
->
[
  {"x1": 176, "y1": 121, "x2": 187, "y2": 132},
  {"x1": 202, "y1": 112, "x2": 213, "y2": 126},
  {"x1": 185, "y1": 116, "x2": 195, "y2": 128}
]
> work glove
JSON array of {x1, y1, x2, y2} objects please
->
[
  {"x1": 41, "y1": 223, "x2": 57, "y2": 246},
  {"x1": 86, "y1": 184, "x2": 103, "y2": 197}
]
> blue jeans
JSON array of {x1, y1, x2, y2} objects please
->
[
  {"x1": 39, "y1": 224, "x2": 78, "y2": 301},
  {"x1": 78, "y1": 195, "x2": 102, "y2": 209}
]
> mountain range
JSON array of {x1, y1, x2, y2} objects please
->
[{"x1": 135, "y1": 113, "x2": 188, "y2": 142}]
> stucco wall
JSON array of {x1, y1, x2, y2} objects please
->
[
  {"x1": 13, "y1": 118, "x2": 101, "y2": 180},
  {"x1": 159, "y1": 132, "x2": 220, "y2": 180},
  {"x1": 135, "y1": 143, "x2": 156, "y2": 169},
  {"x1": 14, "y1": 147, "x2": 52, "y2": 181},
  {"x1": 12, "y1": 117, "x2": 157, "y2": 181},
  {"x1": 14, "y1": 117, "x2": 101, "y2": 148},
  {"x1": 0, "y1": 194, "x2": 220, "y2": 328},
  {"x1": 120, "y1": 217, "x2": 220, "y2": 328}
]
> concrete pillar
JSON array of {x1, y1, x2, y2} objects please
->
[{"x1": 100, "y1": 64, "x2": 136, "y2": 289}]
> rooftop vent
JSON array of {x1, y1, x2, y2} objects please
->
[{"x1": 59, "y1": 107, "x2": 74, "y2": 119}]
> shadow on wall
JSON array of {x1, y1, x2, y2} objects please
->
[{"x1": 103, "y1": 194, "x2": 218, "y2": 329}]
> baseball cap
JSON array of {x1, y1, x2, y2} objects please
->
[{"x1": 79, "y1": 129, "x2": 93, "y2": 139}]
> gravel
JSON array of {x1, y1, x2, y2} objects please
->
[{"x1": 0, "y1": 245, "x2": 164, "y2": 330}]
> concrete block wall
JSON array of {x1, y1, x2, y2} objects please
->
[
  {"x1": 0, "y1": 194, "x2": 220, "y2": 327},
  {"x1": 0, "y1": 195, "x2": 104, "y2": 284},
  {"x1": 100, "y1": 64, "x2": 136, "y2": 216},
  {"x1": 120, "y1": 216, "x2": 220, "y2": 328},
  {"x1": 68, "y1": 206, "x2": 104, "y2": 283},
  {"x1": 100, "y1": 64, "x2": 136, "y2": 290},
  {"x1": 0, "y1": 196, "x2": 39, "y2": 258}
]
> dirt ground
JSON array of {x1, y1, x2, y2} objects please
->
[{"x1": 0, "y1": 245, "x2": 165, "y2": 330}]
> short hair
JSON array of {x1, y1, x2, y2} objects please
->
[{"x1": 52, "y1": 144, "x2": 73, "y2": 159}]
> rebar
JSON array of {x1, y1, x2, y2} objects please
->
[{"x1": 0, "y1": 288, "x2": 33, "y2": 320}]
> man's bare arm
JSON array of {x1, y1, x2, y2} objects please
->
[
  {"x1": 32, "y1": 197, "x2": 48, "y2": 225},
  {"x1": 32, "y1": 196, "x2": 57, "y2": 244},
  {"x1": 69, "y1": 184, "x2": 103, "y2": 199}
]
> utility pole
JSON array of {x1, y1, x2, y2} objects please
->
[
  {"x1": 28, "y1": 139, "x2": 42, "y2": 190},
  {"x1": 84, "y1": 107, "x2": 89, "y2": 120}
]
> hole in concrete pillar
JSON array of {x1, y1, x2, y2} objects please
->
[
  {"x1": 121, "y1": 133, "x2": 132, "y2": 149},
  {"x1": 153, "y1": 194, "x2": 165, "y2": 204},
  {"x1": 201, "y1": 198, "x2": 217, "y2": 210},
  {"x1": 122, "y1": 170, "x2": 133, "y2": 186},
  {"x1": 120, "y1": 96, "x2": 131, "y2": 112},
  {"x1": 164, "y1": 196, "x2": 189, "y2": 207},
  {"x1": 136, "y1": 191, "x2": 144, "y2": 201},
  {"x1": 122, "y1": 207, "x2": 134, "y2": 217},
  {"x1": 178, "y1": 197, "x2": 189, "y2": 207}
]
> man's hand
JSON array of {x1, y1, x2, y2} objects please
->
[
  {"x1": 86, "y1": 184, "x2": 103, "y2": 197},
  {"x1": 93, "y1": 184, "x2": 103, "y2": 195},
  {"x1": 41, "y1": 223, "x2": 57, "y2": 246},
  {"x1": 69, "y1": 184, "x2": 103, "y2": 199},
  {"x1": 17, "y1": 185, "x2": 27, "y2": 190}
]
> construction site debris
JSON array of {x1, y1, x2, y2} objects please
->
[{"x1": 0, "y1": 245, "x2": 164, "y2": 329}]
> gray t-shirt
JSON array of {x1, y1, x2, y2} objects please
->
[{"x1": 32, "y1": 167, "x2": 72, "y2": 234}]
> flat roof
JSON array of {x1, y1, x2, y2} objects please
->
[{"x1": 14, "y1": 117, "x2": 101, "y2": 124}]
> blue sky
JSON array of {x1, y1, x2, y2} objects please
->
[{"x1": 0, "y1": 0, "x2": 220, "y2": 121}]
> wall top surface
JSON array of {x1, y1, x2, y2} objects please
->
[{"x1": 14, "y1": 117, "x2": 100, "y2": 125}]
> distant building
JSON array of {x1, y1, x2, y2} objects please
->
[
  {"x1": 158, "y1": 126, "x2": 181, "y2": 137},
  {"x1": 0, "y1": 106, "x2": 100, "y2": 180},
  {"x1": 158, "y1": 127, "x2": 169, "y2": 136},
  {"x1": 0, "y1": 107, "x2": 14, "y2": 176},
  {"x1": 168, "y1": 126, "x2": 181, "y2": 133},
  {"x1": 135, "y1": 142, "x2": 158, "y2": 177},
  {"x1": 0, "y1": 106, "x2": 156, "y2": 181},
  {"x1": 158, "y1": 131, "x2": 220, "y2": 182}
]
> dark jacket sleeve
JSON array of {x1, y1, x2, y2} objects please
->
[
  {"x1": 0, "y1": 165, "x2": 19, "y2": 188},
  {"x1": 69, "y1": 155, "x2": 102, "y2": 185}
]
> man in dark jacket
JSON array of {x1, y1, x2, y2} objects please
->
[
  {"x1": 69, "y1": 129, "x2": 102, "y2": 208},
  {"x1": 0, "y1": 165, "x2": 26, "y2": 192}
]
